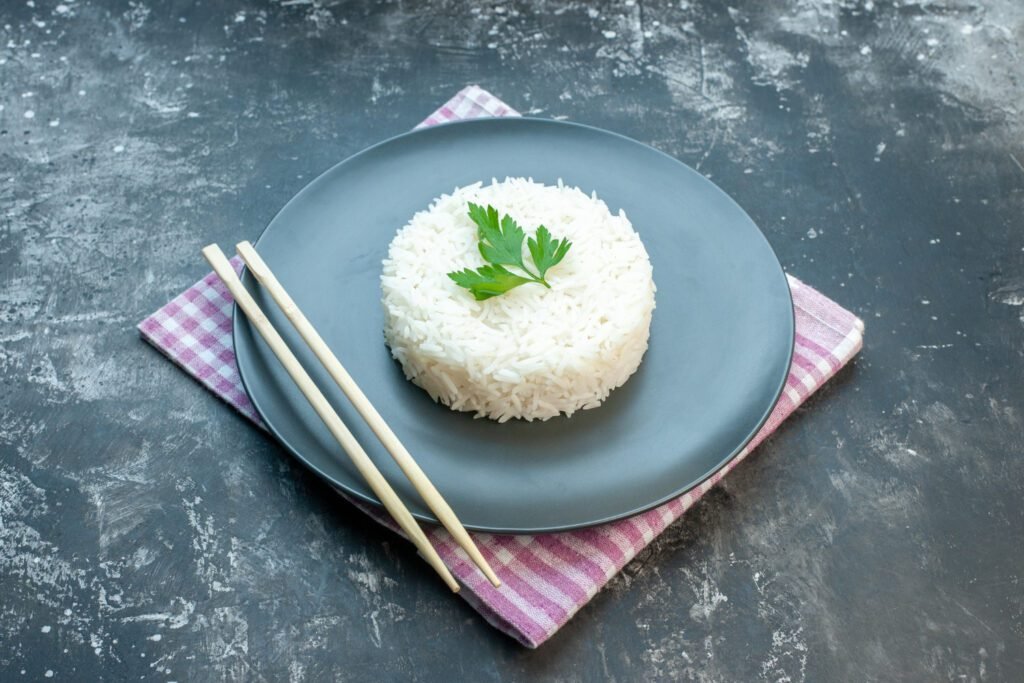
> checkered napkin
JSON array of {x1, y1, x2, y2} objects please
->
[{"x1": 139, "y1": 86, "x2": 864, "y2": 647}]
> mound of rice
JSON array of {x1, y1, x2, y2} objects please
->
[{"x1": 380, "y1": 177, "x2": 656, "y2": 422}]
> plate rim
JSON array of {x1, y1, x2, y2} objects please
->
[{"x1": 233, "y1": 116, "x2": 795, "y2": 534}]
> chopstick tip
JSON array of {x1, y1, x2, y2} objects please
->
[
  {"x1": 235, "y1": 240, "x2": 271, "y2": 279},
  {"x1": 201, "y1": 243, "x2": 231, "y2": 270}
]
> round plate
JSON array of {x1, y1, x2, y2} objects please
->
[{"x1": 234, "y1": 118, "x2": 793, "y2": 533}]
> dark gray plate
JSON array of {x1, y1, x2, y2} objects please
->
[{"x1": 234, "y1": 118, "x2": 794, "y2": 533}]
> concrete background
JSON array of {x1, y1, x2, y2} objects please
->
[{"x1": 1, "y1": 0, "x2": 1022, "y2": 680}]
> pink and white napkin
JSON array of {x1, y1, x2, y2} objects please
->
[{"x1": 139, "y1": 86, "x2": 864, "y2": 647}]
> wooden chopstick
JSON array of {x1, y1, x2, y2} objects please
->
[
  {"x1": 235, "y1": 241, "x2": 502, "y2": 588},
  {"x1": 202, "y1": 244, "x2": 461, "y2": 593}
]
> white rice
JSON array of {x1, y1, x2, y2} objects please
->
[{"x1": 380, "y1": 177, "x2": 656, "y2": 422}]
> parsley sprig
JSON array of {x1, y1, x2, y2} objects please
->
[{"x1": 447, "y1": 203, "x2": 572, "y2": 301}]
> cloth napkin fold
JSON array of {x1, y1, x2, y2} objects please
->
[{"x1": 139, "y1": 85, "x2": 864, "y2": 648}]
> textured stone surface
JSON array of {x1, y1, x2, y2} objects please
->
[{"x1": 1, "y1": 0, "x2": 1022, "y2": 680}]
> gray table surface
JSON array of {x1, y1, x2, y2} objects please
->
[{"x1": 2, "y1": 1, "x2": 1022, "y2": 680}]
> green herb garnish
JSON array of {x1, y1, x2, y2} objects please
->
[{"x1": 447, "y1": 203, "x2": 572, "y2": 301}]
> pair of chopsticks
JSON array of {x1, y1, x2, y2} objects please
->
[{"x1": 202, "y1": 241, "x2": 500, "y2": 593}]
